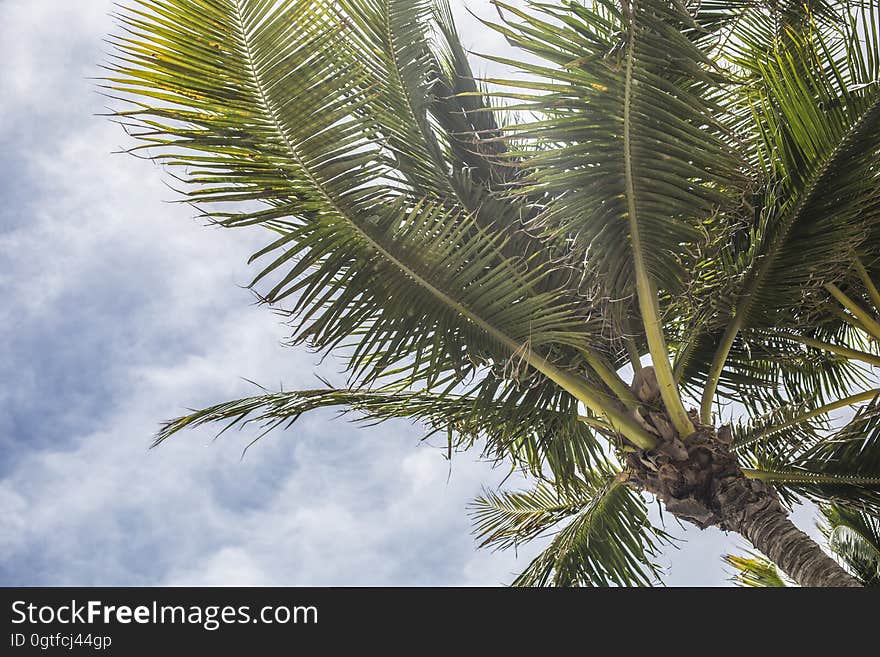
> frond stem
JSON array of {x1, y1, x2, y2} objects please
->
[
  {"x1": 700, "y1": 315, "x2": 742, "y2": 423},
  {"x1": 742, "y1": 469, "x2": 880, "y2": 485},
  {"x1": 825, "y1": 283, "x2": 880, "y2": 341},
  {"x1": 827, "y1": 304, "x2": 876, "y2": 337},
  {"x1": 772, "y1": 332, "x2": 880, "y2": 368},
  {"x1": 583, "y1": 351, "x2": 639, "y2": 409},
  {"x1": 855, "y1": 258, "x2": 880, "y2": 313},
  {"x1": 625, "y1": 337, "x2": 643, "y2": 373},
  {"x1": 698, "y1": 91, "x2": 880, "y2": 424},
  {"x1": 622, "y1": 3, "x2": 693, "y2": 437},
  {"x1": 734, "y1": 388, "x2": 880, "y2": 450}
]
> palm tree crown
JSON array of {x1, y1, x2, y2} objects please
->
[{"x1": 106, "y1": 0, "x2": 880, "y2": 586}]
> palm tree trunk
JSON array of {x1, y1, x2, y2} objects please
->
[{"x1": 726, "y1": 505, "x2": 860, "y2": 587}]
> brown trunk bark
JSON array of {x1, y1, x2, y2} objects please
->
[
  {"x1": 725, "y1": 505, "x2": 860, "y2": 587},
  {"x1": 622, "y1": 401, "x2": 861, "y2": 587}
]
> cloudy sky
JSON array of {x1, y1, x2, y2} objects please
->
[{"x1": 0, "y1": 0, "x2": 824, "y2": 587}]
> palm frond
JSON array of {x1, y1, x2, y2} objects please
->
[
  {"x1": 696, "y1": 1, "x2": 880, "y2": 416},
  {"x1": 744, "y1": 396, "x2": 880, "y2": 513},
  {"x1": 730, "y1": 387, "x2": 880, "y2": 455},
  {"x1": 106, "y1": 0, "x2": 655, "y2": 444},
  {"x1": 730, "y1": 397, "x2": 828, "y2": 454},
  {"x1": 477, "y1": 0, "x2": 748, "y2": 434},
  {"x1": 723, "y1": 552, "x2": 791, "y2": 587},
  {"x1": 471, "y1": 471, "x2": 671, "y2": 587},
  {"x1": 682, "y1": 328, "x2": 870, "y2": 418},
  {"x1": 155, "y1": 385, "x2": 615, "y2": 480},
  {"x1": 342, "y1": 0, "x2": 473, "y2": 200},
  {"x1": 820, "y1": 503, "x2": 880, "y2": 586}
]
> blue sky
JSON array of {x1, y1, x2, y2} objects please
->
[{"x1": 0, "y1": 0, "x2": 823, "y2": 586}]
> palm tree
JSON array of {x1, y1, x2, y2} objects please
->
[{"x1": 105, "y1": 0, "x2": 880, "y2": 586}]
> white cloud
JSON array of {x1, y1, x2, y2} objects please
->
[
  {"x1": 0, "y1": 1, "x2": 111, "y2": 130},
  {"x1": 167, "y1": 547, "x2": 273, "y2": 587}
]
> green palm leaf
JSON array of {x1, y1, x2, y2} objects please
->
[
  {"x1": 477, "y1": 0, "x2": 749, "y2": 434},
  {"x1": 106, "y1": 0, "x2": 655, "y2": 445},
  {"x1": 471, "y1": 471, "x2": 671, "y2": 587},
  {"x1": 820, "y1": 504, "x2": 880, "y2": 586},
  {"x1": 742, "y1": 396, "x2": 880, "y2": 513},
  {"x1": 695, "y1": 2, "x2": 880, "y2": 418},
  {"x1": 681, "y1": 329, "x2": 869, "y2": 417},
  {"x1": 723, "y1": 552, "x2": 791, "y2": 587},
  {"x1": 155, "y1": 385, "x2": 613, "y2": 480}
]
